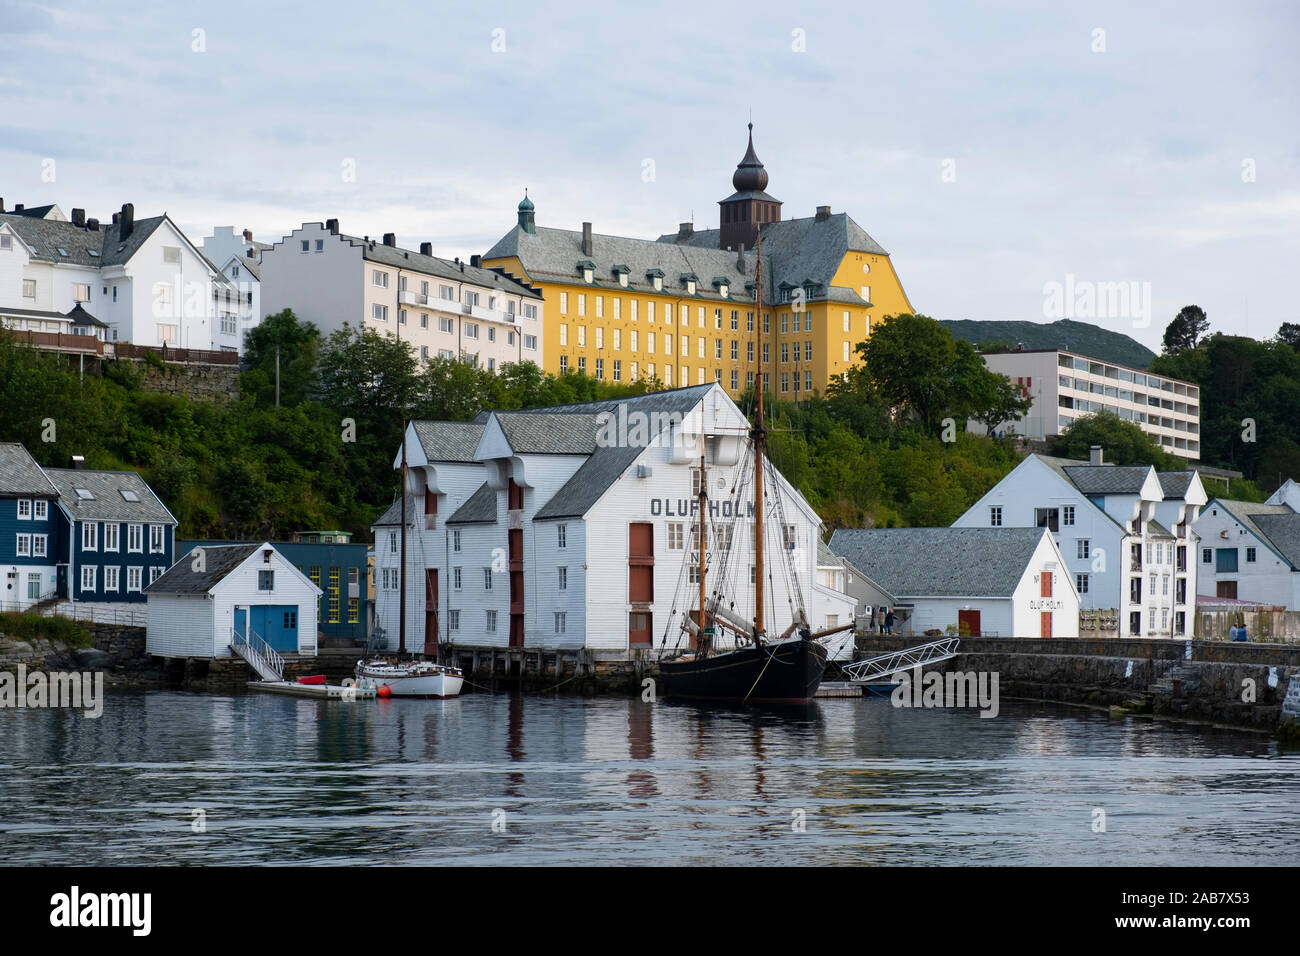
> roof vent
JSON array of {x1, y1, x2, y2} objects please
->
[
  {"x1": 636, "y1": 465, "x2": 653, "y2": 479},
  {"x1": 1090, "y1": 445, "x2": 1104, "y2": 466},
  {"x1": 71, "y1": 454, "x2": 86, "y2": 470}
]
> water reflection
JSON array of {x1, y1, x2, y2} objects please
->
[{"x1": 0, "y1": 690, "x2": 1292, "y2": 866}]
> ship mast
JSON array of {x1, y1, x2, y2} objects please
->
[
  {"x1": 752, "y1": 234, "x2": 765, "y2": 642},
  {"x1": 697, "y1": 445, "x2": 709, "y2": 656},
  {"x1": 398, "y1": 306, "x2": 408, "y2": 659}
]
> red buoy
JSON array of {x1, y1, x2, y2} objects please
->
[{"x1": 377, "y1": 684, "x2": 391, "y2": 698}]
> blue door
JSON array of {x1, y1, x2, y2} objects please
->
[
  {"x1": 234, "y1": 607, "x2": 247, "y2": 642},
  {"x1": 252, "y1": 605, "x2": 298, "y2": 653}
]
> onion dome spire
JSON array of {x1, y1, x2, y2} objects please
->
[{"x1": 732, "y1": 123, "x2": 769, "y2": 192}]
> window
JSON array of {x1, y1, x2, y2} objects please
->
[
  {"x1": 596, "y1": 358, "x2": 604, "y2": 378},
  {"x1": 103, "y1": 524, "x2": 119, "y2": 552},
  {"x1": 32, "y1": 534, "x2": 46, "y2": 557},
  {"x1": 1162, "y1": 575, "x2": 1169, "y2": 596},
  {"x1": 22, "y1": 279, "x2": 36, "y2": 298},
  {"x1": 560, "y1": 291, "x2": 568, "y2": 313},
  {"x1": 1076, "y1": 573, "x2": 1089, "y2": 594},
  {"x1": 73, "y1": 283, "x2": 91, "y2": 303},
  {"x1": 990, "y1": 506, "x2": 1002, "y2": 527},
  {"x1": 1063, "y1": 505, "x2": 1075, "y2": 526},
  {"x1": 399, "y1": 309, "x2": 407, "y2": 325},
  {"x1": 258, "y1": 570, "x2": 274, "y2": 590},
  {"x1": 372, "y1": 270, "x2": 388, "y2": 287},
  {"x1": 1076, "y1": 539, "x2": 1090, "y2": 559},
  {"x1": 372, "y1": 304, "x2": 388, "y2": 322},
  {"x1": 104, "y1": 567, "x2": 119, "y2": 592},
  {"x1": 449, "y1": 610, "x2": 460, "y2": 631},
  {"x1": 328, "y1": 567, "x2": 340, "y2": 622},
  {"x1": 453, "y1": 529, "x2": 462, "y2": 552},
  {"x1": 81, "y1": 566, "x2": 96, "y2": 592},
  {"x1": 158, "y1": 324, "x2": 178, "y2": 344},
  {"x1": 315, "y1": 239, "x2": 324, "y2": 252},
  {"x1": 454, "y1": 567, "x2": 462, "y2": 590},
  {"x1": 0, "y1": 235, "x2": 10, "y2": 250},
  {"x1": 163, "y1": 246, "x2": 181, "y2": 264},
  {"x1": 464, "y1": 323, "x2": 479, "y2": 339},
  {"x1": 668, "y1": 523, "x2": 684, "y2": 549},
  {"x1": 150, "y1": 525, "x2": 165, "y2": 553},
  {"x1": 558, "y1": 524, "x2": 567, "y2": 548},
  {"x1": 524, "y1": 334, "x2": 537, "y2": 350},
  {"x1": 559, "y1": 355, "x2": 568, "y2": 374},
  {"x1": 484, "y1": 568, "x2": 493, "y2": 590},
  {"x1": 554, "y1": 611, "x2": 566, "y2": 634},
  {"x1": 128, "y1": 524, "x2": 142, "y2": 552},
  {"x1": 613, "y1": 360, "x2": 622, "y2": 381},
  {"x1": 17, "y1": 499, "x2": 31, "y2": 520},
  {"x1": 82, "y1": 522, "x2": 97, "y2": 551},
  {"x1": 150, "y1": 566, "x2": 163, "y2": 584},
  {"x1": 578, "y1": 294, "x2": 586, "y2": 316},
  {"x1": 558, "y1": 567, "x2": 568, "y2": 590},
  {"x1": 1216, "y1": 549, "x2": 1238, "y2": 573},
  {"x1": 16, "y1": 534, "x2": 30, "y2": 557},
  {"x1": 1246, "y1": 547, "x2": 1256, "y2": 563},
  {"x1": 1034, "y1": 508, "x2": 1059, "y2": 532},
  {"x1": 486, "y1": 610, "x2": 497, "y2": 632},
  {"x1": 1202, "y1": 548, "x2": 1212, "y2": 564}
]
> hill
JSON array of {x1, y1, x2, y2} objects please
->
[{"x1": 939, "y1": 319, "x2": 1157, "y2": 369}]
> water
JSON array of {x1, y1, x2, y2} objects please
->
[{"x1": 0, "y1": 690, "x2": 1294, "y2": 865}]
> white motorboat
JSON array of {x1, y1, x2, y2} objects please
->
[{"x1": 355, "y1": 658, "x2": 464, "y2": 698}]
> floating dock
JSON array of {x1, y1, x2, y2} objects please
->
[
  {"x1": 247, "y1": 681, "x2": 376, "y2": 700},
  {"x1": 814, "y1": 682, "x2": 864, "y2": 698}
]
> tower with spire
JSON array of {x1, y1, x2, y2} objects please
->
[{"x1": 717, "y1": 123, "x2": 781, "y2": 252}]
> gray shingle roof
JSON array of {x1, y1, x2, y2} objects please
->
[
  {"x1": 1060, "y1": 464, "x2": 1154, "y2": 495},
  {"x1": 484, "y1": 225, "x2": 761, "y2": 303},
  {"x1": 411, "y1": 421, "x2": 485, "y2": 463},
  {"x1": 1158, "y1": 472, "x2": 1195, "y2": 499},
  {"x1": 229, "y1": 254, "x2": 261, "y2": 281},
  {"x1": 44, "y1": 468, "x2": 175, "y2": 524},
  {"x1": 0, "y1": 210, "x2": 167, "y2": 269},
  {"x1": 0, "y1": 444, "x2": 59, "y2": 497},
  {"x1": 446, "y1": 482, "x2": 497, "y2": 525},
  {"x1": 531, "y1": 384, "x2": 716, "y2": 520},
  {"x1": 144, "y1": 543, "x2": 259, "y2": 594},
  {"x1": 1250, "y1": 514, "x2": 1300, "y2": 569},
  {"x1": 346, "y1": 234, "x2": 541, "y2": 299},
  {"x1": 828, "y1": 527, "x2": 1049, "y2": 598},
  {"x1": 491, "y1": 412, "x2": 603, "y2": 455}
]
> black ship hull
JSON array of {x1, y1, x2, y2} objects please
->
[{"x1": 659, "y1": 637, "x2": 829, "y2": 703}]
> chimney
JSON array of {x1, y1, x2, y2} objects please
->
[
  {"x1": 815, "y1": 205, "x2": 831, "y2": 222},
  {"x1": 86, "y1": 218, "x2": 99, "y2": 231},
  {"x1": 71, "y1": 208, "x2": 86, "y2": 227},
  {"x1": 112, "y1": 212, "x2": 120, "y2": 225},
  {"x1": 382, "y1": 232, "x2": 395, "y2": 246},
  {"x1": 119, "y1": 202, "x2": 134, "y2": 240},
  {"x1": 677, "y1": 222, "x2": 694, "y2": 241},
  {"x1": 582, "y1": 221, "x2": 593, "y2": 257},
  {"x1": 325, "y1": 218, "x2": 339, "y2": 234},
  {"x1": 71, "y1": 454, "x2": 86, "y2": 470},
  {"x1": 242, "y1": 229, "x2": 252, "y2": 242},
  {"x1": 0, "y1": 199, "x2": 5, "y2": 212},
  {"x1": 1090, "y1": 445, "x2": 1104, "y2": 466},
  {"x1": 470, "y1": 254, "x2": 481, "y2": 269},
  {"x1": 15, "y1": 203, "x2": 24, "y2": 213},
  {"x1": 419, "y1": 241, "x2": 432, "y2": 256}
]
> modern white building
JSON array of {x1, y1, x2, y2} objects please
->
[
  {"x1": 828, "y1": 526, "x2": 1079, "y2": 638},
  {"x1": 973, "y1": 349, "x2": 1202, "y2": 461},
  {"x1": 0, "y1": 201, "x2": 242, "y2": 351},
  {"x1": 370, "y1": 383, "x2": 857, "y2": 663},
  {"x1": 952, "y1": 447, "x2": 1206, "y2": 637},
  {"x1": 260, "y1": 221, "x2": 544, "y2": 370},
  {"x1": 1194, "y1": 479, "x2": 1300, "y2": 609},
  {"x1": 144, "y1": 542, "x2": 321, "y2": 658}
]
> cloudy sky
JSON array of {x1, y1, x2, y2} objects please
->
[{"x1": 1, "y1": 0, "x2": 1295, "y2": 352}]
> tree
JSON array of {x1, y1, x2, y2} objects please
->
[
  {"x1": 241, "y1": 309, "x2": 320, "y2": 407},
  {"x1": 1162, "y1": 305, "x2": 1209, "y2": 354},
  {"x1": 1276, "y1": 322, "x2": 1300, "y2": 351},
  {"x1": 969, "y1": 371, "x2": 1033, "y2": 437},
  {"x1": 1052, "y1": 410, "x2": 1181, "y2": 469}
]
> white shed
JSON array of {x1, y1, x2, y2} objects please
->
[{"x1": 145, "y1": 542, "x2": 322, "y2": 658}]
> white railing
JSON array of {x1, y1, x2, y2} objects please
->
[
  {"x1": 231, "y1": 627, "x2": 285, "y2": 682},
  {"x1": 842, "y1": 638, "x2": 961, "y2": 684}
]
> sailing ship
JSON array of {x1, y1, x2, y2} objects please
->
[
  {"x1": 355, "y1": 320, "x2": 464, "y2": 699},
  {"x1": 658, "y1": 236, "x2": 852, "y2": 704}
]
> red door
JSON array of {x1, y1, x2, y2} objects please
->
[
  {"x1": 424, "y1": 569, "x2": 438, "y2": 655},
  {"x1": 1040, "y1": 611, "x2": 1052, "y2": 638},
  {"x1": 957, "y1": 609, "x2": 981, "y2": 637},
  {"x1": 1041, "y1": 571, "x2": 1053, "y2": 597}
]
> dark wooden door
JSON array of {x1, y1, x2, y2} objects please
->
[
  {"x1": 424, "y1": 569, "x2": 438, "y2": 655},
  {"x1": 957, "y1": 609, "x2": 981, "y2": 637},
  {"x1": 1216, "y1": 580, "x2": 1238, "y2": 599}
]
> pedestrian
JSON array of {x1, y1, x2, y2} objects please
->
[
  {"x1": 1229, "y1": 623, "x2": 1239, "y2": 641},
  {"x1": 884, "y1": 608, "x2": 895, "y2": 636},
  {"x1": 1240, "y1": 623, "x2": 1249, "y2": 642}
]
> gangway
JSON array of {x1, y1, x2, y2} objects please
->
[
  {"x1": 841, "y1": 638, "x2": 960, "y2": 684},
  {"x1": 231, "y1": 628, "x2": 286, "y2": 682}
]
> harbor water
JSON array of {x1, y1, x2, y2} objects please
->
[{"x1": 0, "y1": 690, "x2": 1295, "y2": 866}]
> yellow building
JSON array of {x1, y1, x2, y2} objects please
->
[{"x1": 482, "y1": 126, "x2": 913, "y2": 398}]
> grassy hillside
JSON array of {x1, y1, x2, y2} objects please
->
[{"x1": 941, "y1": 319, "x2": 1157, "y2": 369}]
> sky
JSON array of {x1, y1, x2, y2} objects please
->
[{"x1": 1, "y1": 0, "x2": 1296, "y2": 352}]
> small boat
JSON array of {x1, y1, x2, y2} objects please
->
[
  {"x1": 295, "y1": 674, "x2": 327, "y2": 686},
  {"x1": 355, "y1": 658, "x2": 464, "y2": 698}
]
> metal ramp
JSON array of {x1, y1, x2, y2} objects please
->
[
  {"x1": 841, "y1": 638, "x2": 960, "y2": 684},
  {"x1": 231, "y1": 628, "x2": 286, "y2": 682}
]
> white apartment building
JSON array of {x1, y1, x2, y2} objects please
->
[
  {"x1": 973, "y1": 349, "x2": 1202, "y2": 461},
  {"x1": 952, "y1": 447, "x2": 1207, "y2": 637},
  {"x1": 1194, "y1": 479, "x2": 1300, "y2": 609},
  {"x1": 370, "y1": 384, "x2": 857, "y2": 664},
  {"x1": 0, "y1": 201, "x2": 242, "y2": 351},
  {"x1": 259, "y1": 221, "x2": 543, "y2": 369}
]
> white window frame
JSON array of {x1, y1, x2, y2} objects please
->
[
  {"x1": 82, "y1": 522, "x2": 97, "y2": 551},
  {"x1": 128, "y1": 523, "x2": 142, "y2": 552},
  {"x1": 127, "y1": 566, "x2": 142, "y2": 592},
  {"x1": 104, "y1": 566, "x2": 119, "y2": 592},
  {"x1": 81, "y1": 565, "x2": 96, "y2": 592},
  {"x1": 150, "y1": 524, "x2": 165, "y2": 553},
  {"x1": 16, "y1": 499, "x2": 31, "y2": 520},
  {"x1": 103, "y1": 523, "x2": 119, "y2": 552}
]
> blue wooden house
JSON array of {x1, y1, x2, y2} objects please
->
[
  {"x1": 0, "y1": 443, "x2": 61, "y2": 611},
  {"x1": 44, "y1": 467, "x2": 178, "y2": 603}
]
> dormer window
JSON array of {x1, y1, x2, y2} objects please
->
[
  {"x1": 576, "y1": 259, "x2": 596, "y2": 284},
  {"x1": 646, "y1": 269, "x2": 664, "y2": 292},
  {"x1": 679, "y1": 272, "x2": 699, "y2": 296},
  {"x1": 712, "y1": 276, "x2": 730, "y2": 299},
  {"x1": 612, "y1": 264, "x2": 630, "y2": 288}
]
